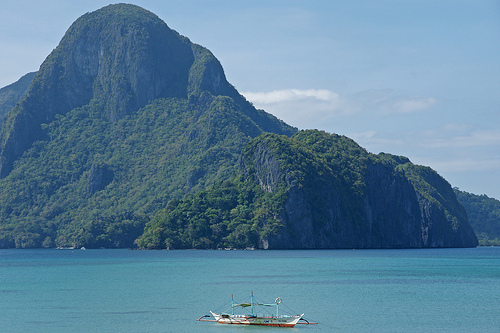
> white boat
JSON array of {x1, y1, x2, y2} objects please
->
[{"x1": 198, "y1": 292, "x2": 313, "y2": 328}]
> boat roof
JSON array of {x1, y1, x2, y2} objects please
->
[{"x1": 232, "y1": 302, "x2": 275, "y2": 308}]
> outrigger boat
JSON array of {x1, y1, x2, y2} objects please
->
[{"x1": 197, "y1": 292, "x2": 316, "y2": 327}]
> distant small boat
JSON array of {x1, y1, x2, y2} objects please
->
[{"x1": 197, "y1": 292, "x2": 316, "y2": 327}]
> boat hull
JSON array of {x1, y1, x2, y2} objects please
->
[{"x1": 210, "y1": 311, "x2": 302, "y2": 327}]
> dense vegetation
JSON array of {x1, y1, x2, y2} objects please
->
[
  {"x1": 454, "y1": 189, "x2": 500, "y2": 246},
  {"x1": 0, "y1": 93, "x2": 293, "y2": 248},
  {"x1": 137, "y1": 176, "x2": 280, "y2": 249},
  {"x1": 138, "y1": 131, "x2": 373, "y2": 249},
  {"x1": 139, "y1": 130, "x2": 478, "y2": 249}
]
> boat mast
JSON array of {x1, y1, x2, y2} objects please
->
[
  {"x1": 251, "y1": 291, "x2": 254, "y2": 317},
  {"x1": 231, "y1": 294, "x2": 234, "y2": 315}
]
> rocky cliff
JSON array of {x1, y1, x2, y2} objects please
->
[{"x1": 242, "y1": 131, "x2": 478, "y2": 249}]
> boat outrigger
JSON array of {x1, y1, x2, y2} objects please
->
[{"x1": 197, "y1": 292, "x2": 316, "y2": 327}]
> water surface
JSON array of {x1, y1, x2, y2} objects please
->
[{"x1": 1, "y1": 247, "x2": 498, "y2": 332}]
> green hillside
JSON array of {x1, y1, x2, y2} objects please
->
[
  {"x1": 0, "y1": 4, "x2": 294, "y2": 248},
  {"x1": 0, "y1": 94, "x2": 294, "y2": 249},
  {"x1": 139, "y1": 131, "x2": 478, "y2": 249},
  {"x1": 454, "y1": 189, "x2": 500, "y2": 246}
]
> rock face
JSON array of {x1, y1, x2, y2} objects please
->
[
  {"x1": 87, "y1": 163, "x2": 114, "y2": 195},
  {"x1": 242, "y1": 131, "x2": 478, "y2": 249}
]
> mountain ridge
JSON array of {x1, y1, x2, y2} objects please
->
[{"x1": 0, "y1": 72, "x2": 36, "y2": 125}]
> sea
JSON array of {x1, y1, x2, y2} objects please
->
[{"x1": 0, "y1": 247, "x2": 499, "y2": 333}]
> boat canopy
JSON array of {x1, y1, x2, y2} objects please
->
[{"x1": 232, "y1": 302, "x2": 275, "y2": 308}]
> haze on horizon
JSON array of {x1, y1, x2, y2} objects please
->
[{"x1": 1, "y1": 0, "x2": 499, "y2": 199}]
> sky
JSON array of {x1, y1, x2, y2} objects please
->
[{"x1": 1, "y1": 0, "x2": 499, "y2": 199}]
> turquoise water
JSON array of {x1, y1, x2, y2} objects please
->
[{"x1": 1, "y1": 248, "x2": 499, "y2": 332}]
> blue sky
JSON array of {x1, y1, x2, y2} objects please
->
[{"x1": 1, "y1": 1, "x2": 499, "y2": 199}]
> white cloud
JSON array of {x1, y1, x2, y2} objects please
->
[
  {"x1": 242, "y1": 89, "x2": 347, "y2": 129},
  {"x1": 420, "y1": 157, "x2": 500, "y2": 172},
  {"x1": 348, "y1": 89, "x2": 437, "y2": 115},
  {"x1": 243, "y1": 89, "x2": 339, "y2": 104},
  {"x1": 348, "y1": 131, "x2": 406, "y2": 150},
  {"x1": 351, "y1": 130, "x2": 377, "y2": 140},
  {"x1": 420, "y1": 129, "x2": 500, "y2": 148},
  {"x1": 242, "y1": 88, "x2": 437, "y2": 128},
  {"x1": 344, "y1": 125, "x2": 500, "y2": 175},
  {"x1": 391, "y1": 97, "x2": 436, "y2": 114}
]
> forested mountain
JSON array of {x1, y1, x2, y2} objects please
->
[
  {"x1": 139, "y1": 131, "x2": 477, "y2": 249},
  {"x1": 454, "y1": 189, "x2": 500, "y2": 246},
  {"x1": 0, "y1": 4, "x2": 477, "y2": 249},
  {"x1": 0, "y1": 4, "x2": 294, "y2": 248}
]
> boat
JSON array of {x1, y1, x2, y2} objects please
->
[{"x1": 197, "y1": 292, "x2": 315, "y2": 327}]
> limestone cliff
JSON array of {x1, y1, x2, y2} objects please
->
[{"x1": 242, "y1": 131, "x2": 478, "y2": 249}]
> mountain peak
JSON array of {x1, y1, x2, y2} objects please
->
[
  {"x1": 51, "y1": 3, "x2": 196, "y2": 117},
  {"x1": 0, "y1": 3, "x2": 236, "y2": 178}
]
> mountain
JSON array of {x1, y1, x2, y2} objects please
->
[
  {"x1": 0, "y1": 4, "x2": 292, "y2": 179},
  {"x1": 454, "y1": 189, "x2": 500, "y2": 246},
  {"x1": 0, "y1": 72, "x2": 36, "y2": 125},
  {"x1": 0, "y1": 4, "x2": 294, "y2": 248},
  {"x1": 0, "y1": 4, "x2": 477, "y2": 249},
  {"x1": 139, "y1": 131, "x2": 478, "y2": 249}
]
